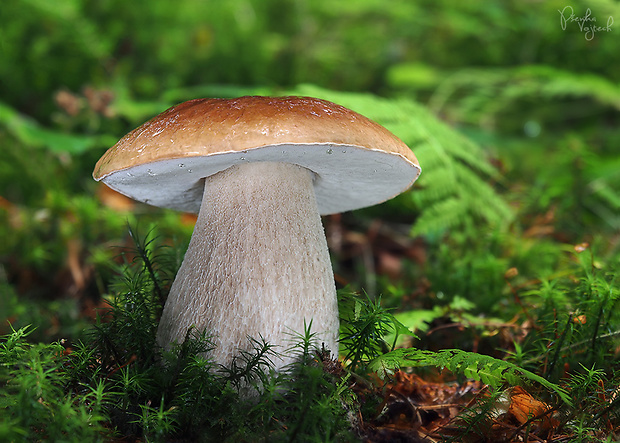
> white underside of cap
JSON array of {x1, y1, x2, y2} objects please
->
[{"x1": 98, "y1": 143, "x2": 421, "y2": 215}]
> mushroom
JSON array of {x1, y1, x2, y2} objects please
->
[{"x1": 93, "y1": 96, "x2": 420, "y2": 370}]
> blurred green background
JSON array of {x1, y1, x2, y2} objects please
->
[{"x1": 1, "y1": 0, "x2": 619, "y2": 343}]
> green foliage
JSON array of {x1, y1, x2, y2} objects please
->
[
  {"x1": 285, "y1": 84, "x2": 514, "y2": 236},
  {"x1": 390, "y1": 65, "x2": 620, "y2": 130},
  {"x1": 5, "y1": 0, "x2": 619, "y2": 120},
  {"x1": 388, "y1": 62, "x2": 620, "y2": 236},
  {"x1": 339, "y1": 290, "x2": 412, "y2": 372},
  {"x1": 517, "y1": 246, "x2": 620, "y2": 375},
  {"x1": 368, "y1": 348, "x2": 571, "y2": 404},
  {"x1": 516, "y1": 133, "x2": 620, "y2": 233},
  {"x1": 0, "y1": 102, "x2": 115, "y2": 154},
  {"x1": 421, "y1": 226, "x2": 511, "y2": 310},
  {"x1": 261, "y1": 325, "x2": 357, "y2": 442},
  {"x1": 341, "y1": 246, "x2": 620, "y2": 437},
  {"x1": 3, "y1": 227, "x2": 620, "y2": 441},
  {"x1": 337, "y1": 289, "x2": 571, "y2": 405},
  {"x1": 132, "y1": 397, "x2": 178, "y2": 442},
  {"x1": 0, "y1": 326, "x2": 109, "y2": 442},
  {"x1": 501, "y1": 246, "x2": 620, "y2": 435}
]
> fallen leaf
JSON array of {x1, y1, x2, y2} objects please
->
[{"x1": 508, "y1": 386, "x2": 558, "y2": 430}]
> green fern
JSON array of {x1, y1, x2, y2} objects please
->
[
  {"x1": 338, "y1": 290, "x2": 571, "y2": 406},
  {"x1": 425, "y1": 65, "x2": 620, "y2": 124},
  {"x1": 286, "y1": 84, "x2": 514, "y2": 236},
  {"x1": 387, "y1": 64, "x2": 620, "y2": 232},
  {"x1": 367, "y1": 347, "x2": 572, "y2": 405}
]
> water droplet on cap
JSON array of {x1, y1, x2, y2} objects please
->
[{"x1": 326, "y1": 148, "x2": 333, "y2": 154}]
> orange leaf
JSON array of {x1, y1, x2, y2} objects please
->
[{"x1": 508, "y1": 386, "x2": 558, "y2": 430}]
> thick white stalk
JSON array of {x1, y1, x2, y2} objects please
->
[{"x1": 156, "y1": 161, "x2": 339, "y2": 368}]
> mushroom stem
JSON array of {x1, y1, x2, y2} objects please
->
[{"x1": 156, "y1": 161, "x2": 339, "y2": 368}]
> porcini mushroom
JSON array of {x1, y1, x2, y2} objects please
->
[{"x1": 93, "y1": 96, "x2": 420, "y2": 369}]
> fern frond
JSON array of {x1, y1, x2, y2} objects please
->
[
  {"x1": 367, "y1": 348, "x2": 572, "y2": 405},
  {"x1": 287, "y1": 84, "x2": 513, "y2": 235},
  {"x1": 427, "y1": 65, "x2": 620, "y2": 123},
  {"x1": 408, "y1": 197, "x2": 468, "y2": 237}
]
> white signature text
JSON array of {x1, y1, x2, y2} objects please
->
[{"x1": 558, "y1": 6, "x2": 613, "y2": 40}]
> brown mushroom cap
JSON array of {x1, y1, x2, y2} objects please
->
[{"x1": 93, "y1": 96, "x2": 421, "y2": 214}]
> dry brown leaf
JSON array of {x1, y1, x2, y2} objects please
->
[{"x1": 508, "y1": 386, "x2": 559, "y2": 430}]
